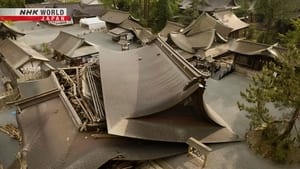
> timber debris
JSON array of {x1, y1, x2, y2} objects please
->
[{"x1": 0, "y1": 124, "x2": 22, "y2": 144}]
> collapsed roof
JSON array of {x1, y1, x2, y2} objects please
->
[
  {"x1": 229, "y1": 39, "x2": 285, "y2": 58},
  {"x1": 14, "y1": 37, "x2": 239, "y2": 168},
  {"x1": 213, "y1": 10, "x2": 249, "y2": 32},
  {"x1": 100, "y1": 37, "x2": 238, "y2": 143},
  {"x1": 159, "y1": 21, "x2": 184, "y2": 40},
  {"x1": 181, "y1": 13, "x2": 232, "y2": 38},
  {"x1": 170, "y1": 30, "x2": 216, "y2": 53},
  {"x1": 101, "y1": 10, "x2": 156, "y2": 44},
  {"x1": 15, "y1": 74, "x2": 187, "y2": 169},
  {"x1": 169, "y1": 13, "x2": 232, "y2": 53},
  {"x1": 179, "y1": 0, "x2": 239, "y2": 11}
]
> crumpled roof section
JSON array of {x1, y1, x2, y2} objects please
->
[
  {"x1": 170, "y1": 30, "x2": 215, "y2": 53},
  {"x1": 17, "y1": 95, "x2": 186, "y2": 169},
  {"x1": 182, "y1": 13, "x2": 232, "y2": 39},
  {"x1": 213, "y1": 10, "x2": 249, "y2": 32},
  {"x1": 100, "y1": 37, "x2": 238, "y2": 142},
  {"x1": 159, "y1": 21, "x2": 184, "y2": 39},
  {"x1": 229, "y1": 39, "x2": 285, "y2": 58}
]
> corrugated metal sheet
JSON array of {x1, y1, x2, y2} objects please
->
[
  {"x1": 101, "y1": 10, "x2": 130, "y2": 24},
  {"x1": 0, "y1": 39, "x2": 48, "y2": 70}
]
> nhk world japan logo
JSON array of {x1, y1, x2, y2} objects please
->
[{"x1": 0, "y1": 8, "x2": 71, "y2": 21}]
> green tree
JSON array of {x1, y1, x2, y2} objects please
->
[
  {"x1": 280, "y1": 19, "x2": 300, "y2": 49},
  {"x1": 253, "y1": 0, "x2": 300, "y2": 44},
  {"x1": 0, "y1": 0, "x2": 24, "y2": 7},
  {"x1": 238, "y1": 47, "x2": 300, "y2": 162},
  {"x1": 100, "y1": 0, "x2": 180, "y2": 32},
  {"x1": 238, "y1": 20, "x2": 300, "y2": 162}
]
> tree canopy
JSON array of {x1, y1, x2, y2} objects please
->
[
  {"x1": 0, "y1": 0, "x2": 24, "y2": 7},
  {"x1": 238, "y1": 19, "x2": 300, "y2": 163},
  {"x1": 100, "y1": 0, "x2": 180, "y2": 32}
]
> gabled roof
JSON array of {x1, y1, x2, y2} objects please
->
[
  {"x1": 101, "y1": 10, "x2": 130, "y2": 24},
  {"x1": 213, "y1": 10, "x2": 249, "y2": 32},
  {"x1": 229, "y1": 39, "x2": 286, "y2": 58},
  {"x1": 119, "y1": 19, "x2": 143, "y2": 30},
  {"x1": 182, "y1": 13, "x2": 232, "y2": 39},
  {"x1": 0, "y1": 39, "x2": 48, "y2": 70},
  {"x1": 50, "y1": 31, "x2": 87, "y2": 57}
]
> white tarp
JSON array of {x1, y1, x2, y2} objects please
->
[{"x1": 80, "y1": 17, "x2": 106, "y2": 31}]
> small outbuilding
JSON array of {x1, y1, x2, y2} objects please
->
[
  {"x1": 50, "y1": 31, "x2": 99, "y2": 66},
  {"x1": 80, "y1": 17, "x2": 106, "y2": 31},
  {"x1": 0, "y1": 39, "x2": 52, "y2": 82}
]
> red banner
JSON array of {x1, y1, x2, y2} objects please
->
[{"x1": 0, "y1": 16, "x2": 71, "y2": 21}]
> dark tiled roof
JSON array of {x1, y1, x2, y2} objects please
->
[
  {"x1": 50, "y1": 31, "x2": 86, "y2": 56},
  {"x1": 101, "y1": 9, "x2": 130, "y2": 24},
  {"x1": 182, "y1": 13, "x2": 232, "y2": 39},
  {"x1": 0, "y1": 39, "x2": 48, "y2": 69}
]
